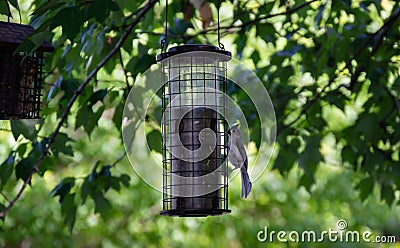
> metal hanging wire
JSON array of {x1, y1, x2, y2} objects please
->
[
  {"x1": 217, "y1": 0, "x2": 225, "y2": 50},
  {"x1": 160, "y1": 0, "x2": 168, "y2": 52}
]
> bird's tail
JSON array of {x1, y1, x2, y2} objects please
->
[{"x1": 241, "y1": 168, "x2": 252, "y2": 198}]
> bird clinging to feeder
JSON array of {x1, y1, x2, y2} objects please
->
[{"x1": 227, "y1": 124, "x2": 252, "y2": 198}]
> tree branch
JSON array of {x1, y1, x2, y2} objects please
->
[
  {"x1": 372, "y1": 7, "x2": 400, "y2": 55},
  {"x1": 0, "y1": 0, "x2": 159, "y2": 218},
  {"x1": 198, "y1": 0, "x2": 318, "y2": 35},
  {"x1": 277, "y1": 6, "x2": 400, "y2": 135}
]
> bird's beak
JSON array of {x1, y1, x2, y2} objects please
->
[{"x1": 227, "y1": 128, "x2": 231, "y2": 135}]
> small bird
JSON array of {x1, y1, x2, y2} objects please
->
[{"x1": 227, "y1": 124, "x2": 252, "y2": 198}]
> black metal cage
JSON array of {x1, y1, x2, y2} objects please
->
[
  {"x1": 157, "y1": 44, "x2": 232, "y2": 217},
  {"x1": 0, "y1": 21, "x2": 54, "y2": 120}
]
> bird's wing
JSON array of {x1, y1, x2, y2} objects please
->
[{"x1": 236, "y1": 139, "x2": 248, "y2": 169}]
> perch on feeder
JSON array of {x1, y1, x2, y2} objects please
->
[
  {"x1": 158, "y1": 44, "x2": 232, "y2": 217},
  {"x1": 0, "y1": 21, "x2": 54, "y2": 120}
]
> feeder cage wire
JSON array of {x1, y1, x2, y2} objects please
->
[
  {"x1": 157, "y1": 44, "x2": 232, "y2": 217},
  {"x1": 0, "y1": 21, "x2": 54, "y2": 120}
]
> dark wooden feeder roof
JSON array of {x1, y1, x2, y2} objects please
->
[{"x1": 0, "y1": 21, "x2": 54, "y2": 52}]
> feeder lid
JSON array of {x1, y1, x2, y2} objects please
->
[
  {"x1": 0, "y1": 21, "x2": 54, "y2": 52},
  {"x1": 157, "y1": 44, "x2": 231, "y2": 62}
]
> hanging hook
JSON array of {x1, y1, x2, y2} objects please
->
[
  {"x1": 217, "y1": 0, "x2": 225, "y2": 50},
  {"x1": 160, "y1": 0, "x2": 168, "y2": 52}
]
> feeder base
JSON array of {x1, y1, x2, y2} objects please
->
[{"x1": 160, "y1": 209, "x2": 231, "y2": 217}]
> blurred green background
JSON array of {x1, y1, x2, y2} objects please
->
[{"x1": 1, "y1": 0, "x2": 400, "y2": 247}]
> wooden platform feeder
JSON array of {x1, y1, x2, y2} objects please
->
[{"x1": 0, "y1": 21, "x2": 54, "y2": 120}]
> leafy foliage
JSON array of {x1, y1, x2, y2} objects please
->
[{"x1": 0, "y1": 0, "x2": 399, "y2": 245}]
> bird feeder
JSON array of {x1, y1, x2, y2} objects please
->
[
  {"x1": 157, "y1": 44, "x2": 231, "y2": 217},
  {"x1": 0, "y1": 21, "x2": 54, "y2": 120}
]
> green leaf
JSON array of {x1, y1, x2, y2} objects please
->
[
  {"x1": 356, "y1": 177, "x2": 374, "y2": 202},
  {"x1": 381, "y1": 183, "x2": 395, "y2": 205},
  {"x1": 51, "y1": 177, "x2": 75, "y2": 203},
  {"x1": 41, "y1": 156, "x2": 57, "y2": 173},
  {"x1": 299, "y1": 173, "x2": 315, "y2": 191},
  {"x1": 60, "y1": 79, "x2": 80, "y2": 97},
  {"x1": 234, "y1": 30, "x2": 247, "y2": 57},
  {"x1": 277, "y1": 45, "x2": 303, "y2": 57},
  {"x1": 110, "y1": 177, "x2": 121, "y2": 191},
  {"x1": 356, "y1": 113, "x2": 381, "y2": 143},
  {"x1": 75, "y1": 106, "x2": 90, "y2": 130},
  {"x1": 32, "y1": 1, "x2": 65, "y2": 18},
  {"x1": 147, "y1": 130, "x2": 162, "y2": 153},
  {"x1": 113, "y1": 102, "x2": 124, "y2": 131},
  {"x1": 127, "y1": 54, "x2": 156, "y2": 78},
  {"x1": 256, "y1": 23, "x2": 275, "y2": 42},
  {"x1": 250, "y1": 119, "x2": 261, "y2": 149},
  {"x1": 314, "y1": 3, "x2": 326, "y2": 28},
  {"x1": 52, "y1": 133, "x2": 74, "y2": 157},
  {"x1": 15, "y1": 31, "x2": 49, "y2": 54},
  {"x1": 0, "y1": 154, "x2": 14, "y2": 189},
  {"x1": 0, "y1": 0, "x2": 10, "y2": 17},
  {"x1": 152, "y1": 105, "x2": 163, "y2": 127},
  {"x1": 61, "y1": 193, "x2": 77, "y2": 233},
  {"x1": 30, "y1": 139, "x2": 49, "y2": 163},
  {"x1": 88, "y1": 89, "x2": 108, "y2": 107},
  {"x1": 76, "y1": 106, "x2": 105, "y2": 136},
  {"x1": 85, "y1": 106, "x2": 105, "y2": 135},
  {"x1": 81, "y1": 179, "x2": 92, "y2": 204},
  {"x1": 16, "y1": 143, "x2": 28, "y2": 157},
  {"x1": 173, "y1": 18, "x2": 193, "y2": 34},
  {"x1": 251, "y1": 50, "x2": 261, "y2": 66},
  {"x1": 298, "y1": 136, "x2": 322, "y2": 174},
  {"x1": 120, "y1": 174, "x2": 131, "y2": 187},
  {"x1": 7, "y1": 0, "x2": 19, "y2": 10},
  {"x1": 10, "y1": 120, "x2": 37, "y2": 141},
  {"x1": 88, "y1": 0, "x2": 119, "y2": 23},
  {"x1": 51, "y1": 6, "x2": 85, "y2": 41},
  {"x1": 93, "y1": 193, "x2": 112, "y2": 218},
  {"x1": 341, "y1": 146, "x2": 356, "y2": 165},
  {"x1": 100, "y1": 165, "x2": 111, "y2": 178},
  {"x1": 274, "y1": 146, "x2": 297, "y2": 174},
  {"x1": 15, "y1": 159, "x2": 33, "y2": 183}
]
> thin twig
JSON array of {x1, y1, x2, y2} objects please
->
[
  {"x1": 111, "y1": 152, "x2": 126, "y2": 167},
  {"x1": 133, "y1": 0, "x2": 317, "y2": 40},
  {"x1": 0, "y1": 0, "x2": 159, "y2": 218},
  {"x1": 198, "y1": 0, "x2": 318, "y2": 35},
  {"x1": 0, "y1": 192, "x2": 11, "y2": 203},
  {"x1": 372, "y1": 7, "x2": 400, "y2": 55}
]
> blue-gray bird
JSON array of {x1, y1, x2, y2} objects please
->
[{"x1": 227, "y1": 124, "x2": 252, "y2": 198}]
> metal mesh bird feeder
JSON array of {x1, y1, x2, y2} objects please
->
[
  {"x1": 0, "y1": 21, "x2": 54, "y2": 120},
  {"x1": 157, "y1": 44, "x2": 231, "y2": 217}
]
